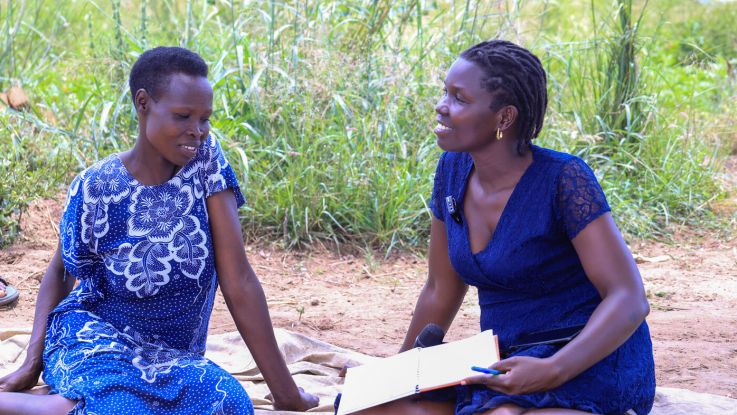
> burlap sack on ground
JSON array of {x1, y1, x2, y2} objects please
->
[{"x1": 2, "y1": 328, "x2": 735, "y2": 414}]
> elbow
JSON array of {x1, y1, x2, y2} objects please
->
[
  {"x1": 631, "y1": 292, "x2": 650, "y2": 325},
  {"x1": 640, "y1": 295, "x2": 651, "y2": 320},
  {"x1": 614, "y1": 288, "x2": 649, "y2": 326}
]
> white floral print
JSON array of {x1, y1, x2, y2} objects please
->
[{"x1": 50, "y1": 136, "x2": 250, "y2": 414}]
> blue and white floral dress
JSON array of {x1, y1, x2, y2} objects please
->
[{"x1": 43, "y1": 136, "x2": 254, "y2": 414}]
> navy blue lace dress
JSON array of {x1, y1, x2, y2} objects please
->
[
  {"x1": 43, "y1": 136, "x2": 254, "y2": 414},
  {"x1": 430, "y1": 146, "x2": 655, "y2": 415}
]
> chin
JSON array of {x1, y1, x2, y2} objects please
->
[
  {"x1": 436, "y1": 136, "x2": 462, "y2": 153},
  {"x1": 167, "y1": 155, "x2": 194, "y2": 168}
]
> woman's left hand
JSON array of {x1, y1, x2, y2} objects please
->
[
  {"x1": 273, "y1": 387, "x2": 320, "y2": 411},
  {"x1": 462, "y1": 356, "x2": 566, "y2": 395}
]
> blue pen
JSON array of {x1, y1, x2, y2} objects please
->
[{"x1": 471, "y1": 366, "x2": 504, "y2": 375}]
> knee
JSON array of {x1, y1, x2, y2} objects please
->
[
  {"x1": 354, "y1": 398, "x2": 454, "y2": 415},
  {"x1": 31, "y1": 394, "x2": 77, "y2": 415},
  {"x1": 181, "y1": 366, "x2": 251, "y2": 414},
  {"x1": 482, "y1": 403, "x2": 526, "y2": 415},
  {"x1": 210, "y1": 375, "x2": 252, "y2": 413},
  {"x1": 48, "y1": 396, "x2": 77, "y2": 415}
]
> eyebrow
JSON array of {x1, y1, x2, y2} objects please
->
[
  {"x1": 169, "y1": 105, "x2": 212, "y2": 112},
  {"x1": 442, "y1": 79, "x2": 466, "y2": 90},
  {"x1": 444, "y1": 83, "x2": 468, "y2": 94}
]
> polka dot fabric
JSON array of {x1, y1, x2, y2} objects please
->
[{"x1": 44, "y1": 136, "x2": 253, "y2": 414}]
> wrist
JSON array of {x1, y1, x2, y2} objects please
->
[
  {"x1": 271, "y1": 384, "x2": 301, "y2": 407},
  {"x1": 545, "y1": 355, "x2": 570, "y2": 387},
  {"x1": 22, "y1": 356, "x2": 44, "y2": 373}
]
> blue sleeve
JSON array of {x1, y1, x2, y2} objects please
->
[
  {"x1": 430, "y1": 153, "x2": 447, "y2": 221},
  {"x1": 203, "y1": 137, "x2": 246, "y2": 208},
  {"x1": 555, "y1": 157, "x2": 611, "y2": 239},
  {"x1": 59, "y1": 174, "x2": 102, "y2": 279}
]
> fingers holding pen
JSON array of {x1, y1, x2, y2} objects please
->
[
  {"x1": 462, "y1": 368, "x2": 511, "y2": 394},
  {"x1": 462, "y1": 356, "x2": 566, "y2": 395}
]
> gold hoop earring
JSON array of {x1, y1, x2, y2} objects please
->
[{"x1": 496, "y1": 128, "x2": 503, "y2": 140}]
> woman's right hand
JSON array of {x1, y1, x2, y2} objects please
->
[
  {"x1": 272, "y1": 387, "x2": 320, "y2": 411},
  {"x1": 0, "y1": 362, "x2": 42, "y2": 392},
  {"x1": 0, "y1": 245, "x2": 73, "y2": 394}
]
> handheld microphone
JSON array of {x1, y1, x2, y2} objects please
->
[
  {"x1": 414, "y1": 323, "x2": 446, "y2": 348},
  {"x1": 411, "y1": 324, "x2": 456, "y2": 402},
  {"x1": 334, "y1": 324, "x2": 448, "y2": 413}
]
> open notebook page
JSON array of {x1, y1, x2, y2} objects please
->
[
  {"x1": 337, "y1": 348, "x2": 420, "y2": 415},
  {"x1": 417, "y1": 330, "x2": 499, "y2": 391}
]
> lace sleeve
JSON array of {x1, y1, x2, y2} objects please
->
[{"x1": 555, "y1": 157, "x2": 611, "y2": 239}]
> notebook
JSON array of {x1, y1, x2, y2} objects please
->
[{"x1": 337, "y1": 330, "x2": 499, "y2": 414}]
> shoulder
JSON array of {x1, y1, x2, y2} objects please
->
[
  {"x1": 433, "y1": 152, "x2": 472, "y2": 193},
  {"x1": 200, "y1": 135, "x2": 225, "y2": 160},
  {"x1": 179, "y1": 135, "x2": 224, "y2": 179},
  {"x1": 435, "y1": 151, "x2": 472, "y2": 175},
  {"x1": 531, "y1": 146, "x2": 593, "y2": 180},
  {"x1": 65, "y1": 155, "x2": 124, "y2": 204},
  {"x1": 78, "y1": 154, "x2": 121, "y2": 181},
  {"x1": 531, "y1": 145, "x2": 577, "y2": 167},
  {"x1": 181, "y1": 135, "x2": 228, "y2": 173}
]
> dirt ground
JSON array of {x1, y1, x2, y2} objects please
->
[{"x1": 1, "y1": 183, "x2": 736, "y2": 400}]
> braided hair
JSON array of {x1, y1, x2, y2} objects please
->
[
  {"x1": 460, "y1": 40, "x2": 547, "y2": 155},
  {"x1": 129, "y1": 46, "x2": 208, "y2": 104}
]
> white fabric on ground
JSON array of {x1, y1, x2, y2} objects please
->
[{"x1": 2, "y1": 328, "x2": 735, "y2": 414}]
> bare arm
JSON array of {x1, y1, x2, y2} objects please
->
[
  {"x1": 465, "y1": 213, "x2": 649, "y2": 394},
  {"x1": 399, "y1": 217, "x2": 468, "y2": 352},
  {"x1": 206, "y1": 190, "x2": 317, "y2": 411},
  {"x1": 0, "y1": 245, "x2": 75, "y2": 392},
  {"x1": 547, "y1": 212, "x2": 649, "y2": 381}
]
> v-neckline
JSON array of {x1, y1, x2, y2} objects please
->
[{"x1": 459, "y1": 146, "x2": 538, "y2": 256}]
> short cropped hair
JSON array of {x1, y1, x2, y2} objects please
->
[
  {"x1": 460, "y1": 40, "x2": 548, "y2": 155},
  {"x1": 129, "y1": 46, "x2": 208, "y2": 104}
]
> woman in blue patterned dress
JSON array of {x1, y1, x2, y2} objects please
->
[
  {"x1": 0, "y1": 47, "x2": 319, "y2": 414},
  {"x1": 358, "y1": 40, "x2": 655, "y2": 415}
]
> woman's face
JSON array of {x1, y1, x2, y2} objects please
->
[
  {"x1": 434, "y1": 58, "x2": 500, "y2": 153},
  {"x1": 139, "y1": 73, "x2": 213, "y2": 167}
]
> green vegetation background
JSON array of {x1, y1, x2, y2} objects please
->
[{"x1": 1, "y1": 0, "x2": 735, "y2": 253}]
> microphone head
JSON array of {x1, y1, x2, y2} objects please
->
[{"x1": 415, "y1": 323, "x2": 445, "y2": 348}]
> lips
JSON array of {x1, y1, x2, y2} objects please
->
[
  {"x1": 179, "y1": 143, "x2": 199, "y2": 158},
  {"x1": 434, "y1": 119, "x2": 453, "y2": 136}
]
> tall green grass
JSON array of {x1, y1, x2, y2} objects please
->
[{"x1": 0, "y1": 0, "x2": 734, "y2": 250}]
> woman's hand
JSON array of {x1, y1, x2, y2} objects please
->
[
  {"x1": 0, "y1": 363, "x2": 42, "y2": 392},
  {"x1": 272, "y1": 387, "x2": 320, "y2": 411},
  {"x1": 462, "y1": 356, "x2": 565, "y2": 395},
  {"x1": 0, "y1": 246, "x2": 72, "y2": 395},
  {"x1": 208, "y1": 191, "x2": 318, "y2": 412}
]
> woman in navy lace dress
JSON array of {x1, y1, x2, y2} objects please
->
[
  {"x1": 0, "y1": 47, "x2": 318, "y2": 414},
  {"x1": 361, "y1": 40, "x2": 656, "y2": 415}
]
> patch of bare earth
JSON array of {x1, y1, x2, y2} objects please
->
[{"x1": 1, "y1": 186, "x2": 736, "y2": 399}]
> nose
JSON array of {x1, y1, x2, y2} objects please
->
[
  {"x1": 189, "y1": 122, "x2": 205, "y2": 138},
  {"x1": 435, "y1": 96, "x2": 449, "y2": 115}
]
